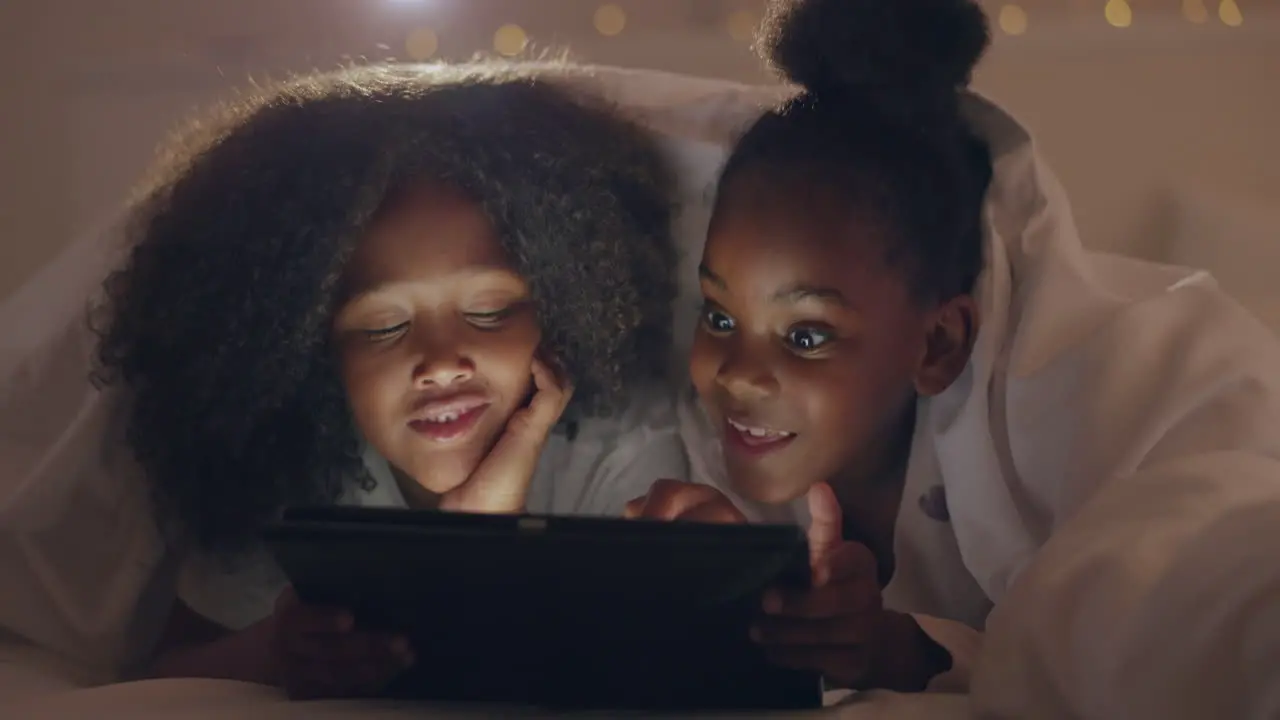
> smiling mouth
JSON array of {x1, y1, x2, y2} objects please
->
[
  {"x1": 724, "y1": 417, "x2": 797, "y2": 456},
  {"x1": 408, "y1": 394, "x2": 491, "y2": 444}
]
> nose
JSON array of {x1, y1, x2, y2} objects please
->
[
  {"x1": 410, "y1": 328, "x2": 475, "y2": 389},
  {"x1": 414, "y1": 359, "x2": 473, "y2": 388},
  {"x1": 713, "y1": 340, "x2": 778, "y2": 403}
]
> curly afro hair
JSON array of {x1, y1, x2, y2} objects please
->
[
  {"x1": 92, "y1": 62, "x2": 678, "y2": 556},
  {"x1": 720, "y1": 0, "x2": 993, "y2": 303}
]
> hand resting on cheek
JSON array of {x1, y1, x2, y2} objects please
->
[{"x1": 438, "y1": 356, "x2": 574, "y2": 513}]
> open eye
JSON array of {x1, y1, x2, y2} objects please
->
[
  {"x1": 362, "y1": 322, "x2": 409, "y2": 341},
  {"x1": 786, "y1": 326, "x2": 831, "y2": 353},
  {"x1": 701, "y1": 304, "x2": 736, "y2": 334}
]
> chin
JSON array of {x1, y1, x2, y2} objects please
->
[
  {"x1": 396, "y1": 463, "x2": 462, "y2": 496},
  {"x1": 399, "y1": 449, "x2": 483, "y2": 494},
  {"x1": 724, "y1": 467, "x2": 810, "y2": 507}
]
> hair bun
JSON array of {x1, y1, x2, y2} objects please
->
[{"x1": 757, "y1": 0, "x2": 990, "y2": 110}]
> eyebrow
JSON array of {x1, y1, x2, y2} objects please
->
[
  {"x1": 344, "y1": 267, "x2": 525, "y2": 302},
  {"x1": 771, "y1": 284, "x2": 851, "y2": 307},
  {"x1": 697, "y1": 264, "x2": 726, "y2": 289},
  {"x1": 698, "y1": 264, "x2": 850, "y2": 308}
]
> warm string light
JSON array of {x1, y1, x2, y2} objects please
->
[
  {"x1": 1218, "y1": 0, "x2": 1244, "y2": 26},
  {"x1": 594, "y1": 4, "x2": 627, "y2": 37},
  {"x1": 998, "y1": 4, "x2": 1029, "y2": 35},
  {"x1": 1104, "y1": 0, "x2": 1133, "y2": 27},
  {"x1": 493, "y1": 23, "x2": 527, "y2": 56},
  {"x1": 727, "y1": 9, "x2": 758, "y2": 43},
  {"x1": 1182, "y1": 0, "x2": 1210, "y2": 23},
  {"x1": 404, "y1": 27, "x2": 438, "y2": 60},
  {"x1": 392, "y1": 1, "x2": 1247, "y2": 63}
]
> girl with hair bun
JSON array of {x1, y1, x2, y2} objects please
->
[
  {"x1": 630, "y1": 0, "x2": 1280, "y2": 713},
  {"x1": 633, "y1": 0, "x2": 994, "y2": 693}
]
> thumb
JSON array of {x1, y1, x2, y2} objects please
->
[{"x1": 806, "y1": 482, "x2": 843, "y2": 583}]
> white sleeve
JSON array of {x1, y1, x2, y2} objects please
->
[
  {"x1": 177, "y1": 549, "x2": 288, "y2": 632},
  {"x1": 556, "y1": 388, "x2": 689, "y2": 517}
]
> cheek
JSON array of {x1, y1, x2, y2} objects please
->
[
  {"x1": 478, "y1": 322, "x2": 541, "y2": 400},
  {"x1": 779, "y1": 364, "x2": 850, "y2": 425},
  {"x1": 688, "y1": 332, "x2": 722, "y2": 396},
  {"x1": 779, "y1": 359, "x2": 895, "y2": 445},
  {"x1": 787, "y1": 357, "x2": 914, "y2": 445},
  {"x1": 866, "y1": 330, "x2": 926, "y2": 406},
  {"x1": 337, "y1": 349, "x2": 403, "y2": 430}
]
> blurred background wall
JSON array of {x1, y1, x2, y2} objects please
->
[{"x1": 2, "y1": 0, "x2": 1277, "y2": 311}]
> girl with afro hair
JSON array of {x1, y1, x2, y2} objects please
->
[{"x1": 90, "y1": 62, "x2": 684, "y2": 697}]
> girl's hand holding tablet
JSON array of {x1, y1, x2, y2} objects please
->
[
  {"x1": 623, "y1": 479, "x2": 748, "y2": 523},
  {"x1": 750, "y1": 485, "x2": 950, "y2": 692},
  {"x1": 270, "y1": 587, "x2": 414, "y2": 699},
  {"x1": 628, "y1": 480, "x2": 951, "y2": 691}
]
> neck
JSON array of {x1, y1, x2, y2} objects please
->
[
  {"x1": 827, "y1": 403, "x2": 917, "y2": 586},
  {"x1": 829, "y1": 402, "x2": 916, "y2": 499}
]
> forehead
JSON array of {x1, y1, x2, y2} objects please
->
[
  {"x1": 345, "y1": 183, "x2": 510, "y2": 291},
  {"x1": 704, "y1": 182, "x2": 902, "y2": 301}
]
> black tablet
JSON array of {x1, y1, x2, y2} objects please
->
[{"x1": 264, "y1": 507, "x2": 821, "y2": 711}]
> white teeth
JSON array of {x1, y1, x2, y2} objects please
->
[
  {"x1": 728, "y1": 417, "x2": 791, "y2": 438},
  {"x1": 426, "y1": 411, "x2": 461, "y2": 423}
]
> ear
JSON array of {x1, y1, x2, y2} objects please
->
[{"x1": 913, "y1": 294, "x2": 978, "y2": 397}]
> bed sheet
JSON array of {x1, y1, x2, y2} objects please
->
[
  {"x1": 1, "y1": 644, "x2": 968, "y2": 720},
  {"x1": 4, "y1": 681, "x2": 969, "y2": 720}
]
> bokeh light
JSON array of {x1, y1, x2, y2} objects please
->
[
  {"x1": 1218, "y1": 0, "x2": 1243, "y2": 27},
  {"x1": 727, "y1": 10, "x2": 757, "y2": 43},
  {"x1": 999, "y1": 4, "x2": 1029, "y2": 35},
  {"x1": 1105, "y1": 0, "x2": 1133, "y2": 28},
  {"x1": 594, "y1": 4, "x2": 627, "y2": 37},
  {"x1": 404, "y1": 27, "x2": 438, "y2": 60},
  {"x1": 493, "y1": 24, "x2": 528, "y2": 56},
  {"x1": 1182, "y1": 0, "x2": 1210, "y2": 24}
]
